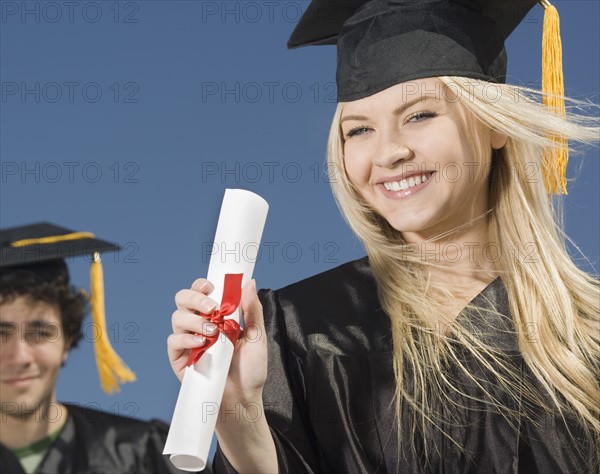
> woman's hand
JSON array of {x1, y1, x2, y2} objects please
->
[
  {"x1": 167, "y1": 278, "x2": 277, "y2": 472},
  {"x1": 167, "y1": 278, "x2": 268, "y2": 405}
]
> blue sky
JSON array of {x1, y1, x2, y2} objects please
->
[{"x1": 1, "y1": 0, "x2": 598, "y2": 462}]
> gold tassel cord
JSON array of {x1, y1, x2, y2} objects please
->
[
  {"x1": 10, "y1": 232, "x2": 96, "y2": 247},
  {"x1": 91, "y1": 252, "x2": 136, "y2": 394},
  {"x1": 541, "y1": 1, "x2": 568, "y2": 194}
]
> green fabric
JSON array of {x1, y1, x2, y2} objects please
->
[{"x1": 12, "y1": 426, "x2": 63, "y2": 474}]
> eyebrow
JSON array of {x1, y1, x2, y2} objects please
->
[
  {"x1": 0, "y1": 320, "x2": 56, "y2": 330},
  {"x1": 340, "y1": 94, "x2": 439, "y2": 124},
  {"x1": 25, "y1": 321, "x2": 57, "y2": 329}
]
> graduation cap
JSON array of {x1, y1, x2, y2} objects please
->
[
  {"x1": 289, "y1": 0, "x2": 568, "y2": 194},
  {"x1": 0, "y1": 222, "x2": 136, "y2": 394}
]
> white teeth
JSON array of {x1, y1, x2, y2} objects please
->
[{"x1": 383, "y1": 174, "x2": 431, "y2": 191}]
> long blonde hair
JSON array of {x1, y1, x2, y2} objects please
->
[{"x1": 327, "y1": 77, "x2": 599, "y2": 465}]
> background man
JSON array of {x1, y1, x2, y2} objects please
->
[{"x1": 0, "y1": 222, "x2": 192, "y2": 474}]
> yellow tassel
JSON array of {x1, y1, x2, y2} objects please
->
[
  {"x1": 541, "y1": 1, "x2": 568, "y2": 194},
  {"x1": 90, "y1": 252, "x2": 136, "y2": 394}
]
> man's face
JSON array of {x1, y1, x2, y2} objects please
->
[{"x1": 0, "y1": 296, "x2": 68, "y2": 418}]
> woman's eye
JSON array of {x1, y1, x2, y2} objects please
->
[
  {"x1": 345, "y1": 126, "x2": 371, "y2": 138},
  {"x1": 406, "y1": 111, "x2": 437, "y2": 123}
]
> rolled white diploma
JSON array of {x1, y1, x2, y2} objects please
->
[{"x1": 163, "y1": 189, "x2": 269, "y2": 472}]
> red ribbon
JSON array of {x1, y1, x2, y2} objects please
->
[{"x1": 186, "y1": 273, "x2": 244, "y2": 367}]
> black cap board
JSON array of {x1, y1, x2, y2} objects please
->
[
  {"x1": 1, "y1": 222, "x2": 120, "y2": 271},
  {"x1": 288, "y1": 0, "x2": 539, "y2": 101}
]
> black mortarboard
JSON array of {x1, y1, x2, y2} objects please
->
[
  {"x1": 289, "y1": 0, "x2": 539, "y2": 101},
  {"x1": 288, "y1": 0, "x2": 569, "y2": 193},
  {"x1": 0, "y1": 222, "x2": 136, "y2": 394},
  {"x1": 1, "y1": 222, "x2": 119, "y2": 271}
]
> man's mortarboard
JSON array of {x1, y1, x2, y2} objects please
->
[
  {"x1": 288, "y1": 0, "x2": 568, "y2": 194},
  {"x1": 0, "y1": 222, "x2": 136, "y2": 394}
]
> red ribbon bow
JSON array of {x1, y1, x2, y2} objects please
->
[{"x1": 186, "y1": 273, "x2": 243, "y2": 367}]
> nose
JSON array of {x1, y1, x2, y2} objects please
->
[
  {"x1": 6, "y1": 336, "x2": 35, "y2": 366},
  {"x1": 371, "y1": 129, "x2": 412, "y2": 168}
]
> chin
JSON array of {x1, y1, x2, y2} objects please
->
[
  {"x1": 381, "y1": 212, "x2": 438, "y2": 235},
  {"x1": 4, "y1": 388, "x2": 53, "y2": 415}
]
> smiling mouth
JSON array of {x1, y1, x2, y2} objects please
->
[
  {"x1": 2, "y1": 376, "x2": 38, "y2": 385},
  {"x1": 382, "y1": 172, "x2": 434, "y2": 191}
]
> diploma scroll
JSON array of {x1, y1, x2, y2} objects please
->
[{"x1": 163, "y1": 189, "x2": 269, "y2": 472}]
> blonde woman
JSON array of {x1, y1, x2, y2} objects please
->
[{"x1": 168, "y1": 1, "x2": 599, "y2": 472}]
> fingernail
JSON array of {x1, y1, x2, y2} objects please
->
[
  {"x1": 198, "y1": 282, "x2": 209, "y2": 292},
  {"x1": 201, "y1": 301, "x2": 216, "y2": 313},
  {"x1": 192, "y1": 335, "x2": 206, "y2": 345},
  {"x1": 204, "y1": 323, "x2": 217, "y2": 334}
]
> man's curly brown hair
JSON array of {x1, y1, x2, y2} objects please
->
[{"x1": 0, "y1": 261, "x2": 87, "y2": 349}]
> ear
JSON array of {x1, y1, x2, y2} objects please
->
[
  {"x1": 491, "y1": 130, "x2": 508, "y2": 150},
  {"x1": 61, "y1": 343, "x2": 70, "y2": 365}
]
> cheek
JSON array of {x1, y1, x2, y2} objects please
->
[
  {"x1": 39, "y1": 344, "x2": 68, "y2": 371},
  {"x1": 343, "y1": 149, "x2": 371, "y2": 187}
]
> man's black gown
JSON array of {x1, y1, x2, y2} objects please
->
[
  {"x1": 0, "y1": 403, "x2": 187, "y2": 474},
  {"x1": 214, "y1": 258, "x2": 597, "y2": 473}
]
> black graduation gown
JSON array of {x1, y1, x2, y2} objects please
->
[
  {"x1": 0, "y1": 403, "x2": 193, "y2": 474},
  {"x1": 213, "y1": 257, "x2": 597, "y2": 473}
]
